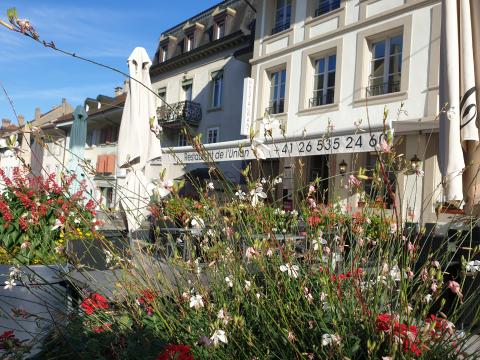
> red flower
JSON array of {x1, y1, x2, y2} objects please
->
[
  {"x1": 307, "y1": 215, "x2": 321, "y2": 227},
  {"x1": 376, "y1": 313, "x2": 394, "y2": 332},
  {"x1": 92, "y1": 323, "x2": 112, "y2": 333},
  {"x1": 80, "y1": 293, "x2": 109, "y2": 315},
  {"x1": 0, "y1": 330, "x2": 14, "y2": 341},
  {"x1": 157, "y1": 344, "x2": 194, "y2": 360}
]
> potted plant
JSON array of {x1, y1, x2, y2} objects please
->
[{"x1": 0, "y1": 167, "x2": 98, "y2": 354}]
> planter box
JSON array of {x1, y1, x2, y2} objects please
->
[{"x1": 0, "y1": 264, "x2": 71, "y2": 356}]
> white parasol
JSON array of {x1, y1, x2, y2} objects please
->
[{"x1": 117, "y1": 47, "x2": 162, "y2": 234}]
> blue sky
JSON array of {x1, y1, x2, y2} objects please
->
[{"x1": 0, "y1": 0, "x2": 220, "y2": 123}]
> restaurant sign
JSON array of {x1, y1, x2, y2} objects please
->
[{"x1": 164, "y1": 131, "x2": 388, "y2": 164}]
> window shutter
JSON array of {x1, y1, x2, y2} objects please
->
[{"x1": 106, "y1": 154, "x2": 116, "y2": 174}]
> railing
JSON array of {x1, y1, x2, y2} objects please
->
[
  {"x1": 265, "y1": 100, "x2": 285, "y2": 115},
  {"x1": 367, "y1": 81, "x2": 400, "y2": 97},
  {"x1": 271, "y1": 22, "x2": 290, "y2": 35},
  {"x1": 315, "y1": 0, "x2": 341, "y2": 17},
  {"x1": 309, "y1": 94, "x2": 334, "y2": 108},
  {"x1": 157, "y1": 100, "x2": 202, "y2": 127}
]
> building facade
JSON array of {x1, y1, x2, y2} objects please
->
[
  {"x1": 150, "y1": 0, "x2": 255, "y2": 183},
  {"x1": 249, "y1": 0, "x2": 443, "y2": 224}
]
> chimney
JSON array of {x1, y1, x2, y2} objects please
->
[
  {"x1": 1, "y1": 118, "x2": 11, "y2": 129},
  {"x1": 35, "y1": 107, "x2": 41, "y2": 120},
  {"x1": 17, "y1": 115, "x2": 25, "y2": 126},
  {"x1": 114, "y1": 86, "x2": 123, "y2": 97}
]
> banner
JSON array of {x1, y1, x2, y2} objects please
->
[{"x1": 164, "y1": 131, "x2": 387, "y2": 164}]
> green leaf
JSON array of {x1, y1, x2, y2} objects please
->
[{"x1": 7, "y1": 7, "x2": 18, "y2": 22}]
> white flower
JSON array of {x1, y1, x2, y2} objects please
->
[
  {"x1": 304, "y1": 287, "x2": 313, "y2": 303},
  {"x1": 424, "y1": 294, "x2": 433, "y2": 303},
  {"x1": 244, "y1": 280, "x2": 252, "y2": 291},
  {"x1": 74, "y1": 218, "x2": 81, "y2": 224},
  {"x1": 207, "y1": 182, "x2": 214, "y2": 190},
  {"x1": 20, "y1": 241, "x2": 30, "y2": 250},
  {"x1": 250, "y1": 186, "x2": 267, "y2": 207},
  {"x1": 261, "y1": 178, "x2": 267, "y2": 184},
  {"x1": 266, "y1": 248, "x2": 273, "y2": 257},
  {"x1": 280, "y1": 263, "x2": 300, "y2": 278},
  {"x1": 291, "y1": 209, "x2": 298, "y2": 217},
  {"x1": 190, "y1": 217, "x2": 205, "y2": 236},
  {"x1": 51, "y1": 218, "x2": 63, "y2": 230},
  {"x1": 273, "y1": 177, "x2": 282, "y2": 184},
  {"x1": 321, "y1": 334, "x2": 341, "y2": 347},
  {"x1": 105, "y1": 250, "x2": 113, "y2": 265},
  {"x1": 251, "y1": 138, "x2": 270, "y2": 160},
  {"x1": 313, "y1": 237, "x2": 327, "y2": 251},
  {"x1": 4, "y1": 279, "x2": 16, "y2": 290},
  {"x1": 156, "y1": 179, "x2": 174, "y2": 198},
  {"x1": 235, "y1": 190, "x2": 247, "y2": 200},
  {"x1": 466, "y1": 260, "x2": 480, "y2": 272},
  {"x1": 225, "y1": 276, "x2": 233, "y2": 288},
  {"x1": 217, "y1": 309, "x2": 232, "y2": 325},
  {"x1": 390, "y1": 264, "x2": 401, "y2": 282},
  {"x1": 210, "y1": 329, "x2": 228, "y2": 346},
  {"x1": 189, "y1": 294, "x2": 204, "y2": 309},
  {"x1": 9, "y1": 267, "x2": 20, "y2": 278}
]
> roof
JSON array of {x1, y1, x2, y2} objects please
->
[
  {"x1": 54, "y1": 93, "x2": 126, "y2": 125},
  {"x1": 151, "y1": 0, "x2": 255, "y2": 69}
]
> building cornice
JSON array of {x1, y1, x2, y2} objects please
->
[{"x1": 150, "y1": 31, "x2": 250, "y2": 77}]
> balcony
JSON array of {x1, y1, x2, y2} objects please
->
[{"x1": 157, "y1": 100, "x2": 202, "y2": 128}]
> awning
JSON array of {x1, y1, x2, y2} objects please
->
[{"x1": 163, "y1": 130, "x2": 387, "y2": 164}]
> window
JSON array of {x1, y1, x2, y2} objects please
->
[
  {"x1": 315, "y1": 0, "x2": 340, "y2": 17},
  {"x1": 273, "y1": 0, "x2": 292, "y2": 34},
  {"x1": 215, "y1": 20, "x2": 226, "y2": 40},
  {"x1": 311, "y1": 54, "x2": 336, "y2": 107},
  {"x1": 369, "y1": 35, "x2": 402, "y2": 96},
  {"x1": 268, "y1": 69, "x2": 286, "y2": 114},
  {"x1": 207, "y1": 127, "x2": 219, "y2": 144},
  {"x1": 160, "y1": 45, "x2": 168, "y2": 62},
  {"x1": 100, "y1": 187, "x2": 113, "y2": 209},
  {"x1": 178, "y1": 132, "x2": 188, "y2": 147},
  {"x1": 86, "y1": 130, "x2": 94, "y2": 148},
  {"x1": 158, "y1": 87, "x2": 167, "y2": 104},
  {"x1": 211, "y1": 70, "x2": 223, "y2": 108},
  {"x1": 185, "y1": 32, "x2": 195, "y2": 52},
  {"x1": 100, "y1": 126, "x2": 118, "y2": 144},
  {"x1": 182, "y1": 81, "x2": 193, "y2": 102}
]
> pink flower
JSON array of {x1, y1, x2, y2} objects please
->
[
  {"x1": 245, "y1": 247, "x2": 258, "y2": 261},
  {"x1": 347, "y1": 175, "x2": 362, "y2": 188},
  {"x1": 378, "y1": 138, "x2": 392, "y2": 153},
  {"x1": 448, "y1": 281, "x2": 463, "y2": 298}
]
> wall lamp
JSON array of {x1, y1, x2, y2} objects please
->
[{"x1": 339, "y1": 160, "x2": 347, "y2": 175}]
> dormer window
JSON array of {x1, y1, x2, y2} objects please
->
[
  {"x1": 185, "y1": 32, "x2": 195, "y2": 52},
  {"x1": 214, "y1": 19, "x2": 226, "y2": 40},
  {"x1": 160, "y1": 45, "x2": 168, "y2": 62},
  {"x1": 213, "y1": 7, "x2": 236, "y2": 40}
]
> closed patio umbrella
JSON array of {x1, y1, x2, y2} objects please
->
[
  {"x1": 117, "y1": 47, "x2": 162, "y2": 237},
  {"x1": 68, "y1": 105, "x2": 88, "y2": 194},
  {"x1": 440, "y1": 0, "x2": 480, "y2": 212}
]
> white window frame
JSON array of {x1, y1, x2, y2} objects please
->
[
  {"x1": 206, "y1": 127, "x2": 219, "y2": 144},
  {"x1": 211, "y1": 70, "x2": 223, "y2": 109},
  {"x1": 368, "y1": 34, "x2": 403, "y2": 96},
  {"x1": 273, "y1": 0, "x2": 292, "y2": 34},
  {"x1": 311, "y1": 53, "x2": 336, "y2": 107},
  {"x1": 158, "y1": 87, "x2": 167, "y2": 103},
  {"x1": 269, "y1": 68, "x2": 287, "y2": 114}
]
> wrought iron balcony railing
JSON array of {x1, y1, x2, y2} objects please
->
[
  {"x1": 309, "y1": 93, "x2": 334, "y2": 108},
  {"x1": 265, "y1": 100, "x2": 285, "y2": 115},
  {"x1": 157, "y1": 100, "x2": 202, "y2": 128},
  {"x1": 315, "y1": 0, "x2": 341, "y2": 17},
  {"x1": 271, "y1": 22, "x2": 290, "y2": 35},
  {"x1": 367, "y1": 81, "x2": 401, "y2": 97}
]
